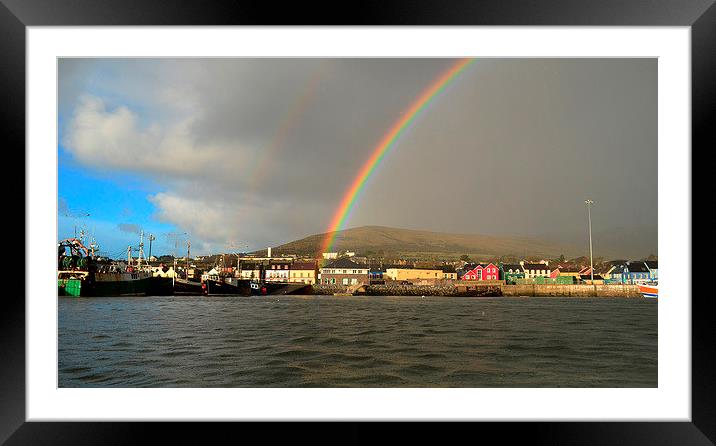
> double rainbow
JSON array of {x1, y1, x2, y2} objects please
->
[{"x1": 319, "y1": 58, "x2": 475, "y2": 255}]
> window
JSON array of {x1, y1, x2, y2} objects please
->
[{"x1": 342, "y1": 278, "x2": 349, "y2": 285}]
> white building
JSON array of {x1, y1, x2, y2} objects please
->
[
  {"x1": 151, "y1": 265, "x2": 177, "y2": 278},
  {"x1": 520, "y1": 261, "x2": 551, "y2": 279}
]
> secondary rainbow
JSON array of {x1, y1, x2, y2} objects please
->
[{"x1": 320, "y1": 58, "x2": 475, "y2": 255}]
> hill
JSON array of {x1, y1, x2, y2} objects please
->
[{"x1": 266, "y1": 225, "x2": 582, "y2": 261}]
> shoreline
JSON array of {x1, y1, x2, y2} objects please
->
[{"x1": 310, "y1": 283, "x2": 642, "y2": 298}]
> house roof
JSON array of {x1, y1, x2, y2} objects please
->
[
  {"x1": 553, "y1": 264, "x2": 583, "y2": 273},
  {"x1": 291, "y1": 262, "x2": 317, "y2": 270},
  {"x1": 596, "y1": 260, "x2": 627, "y2": 274},
  {"x1": 440, "y1": 265, "x2": 456, "y2": 273},
  {"x1": 627, "y1": 261, "x2": 649, "y2": 273},
  {"x1": 323, "y1": 257, "x2": 366, "y2": 269},
  {"x1": 500, "y1": 263, "x2": 523, "y2": 271},
  {"x1": 645, "y1": 261, "x2": 658, "y2": 269},
  {"x1": 385, "y1": 265, "x2": 415, "y2": 270},
  {"x1": 523, "y1": 263, "x2": 549, "y2": 270}
]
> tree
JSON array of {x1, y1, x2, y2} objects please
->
[
  {"x1": 558, "y1": 254, "x2": 565, "y2": 263},
  {"x1": 460, "y1": 254, "x2": 471, "y2": 262}
]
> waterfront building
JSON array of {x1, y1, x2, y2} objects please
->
[
  {"x1": 369, "y1": 267, "x2": 385, "y2": 284},
  {"x1": 201, "y1": 267, "x2": 221, "y2": 282},
  {"x1": 238, "y1": 261, "x2": 262, "y2": 281},
  {"x1": 624, "y1": 261, "x2": 651, "y2": 284},
  {"x1": 550, "y1": 264, "x2": 583, "y2": 280},
  {"x1": 500, "y1": 263, "x2": 525, "y2": 284},
  {"x1": 151, "y1": 264, "x2": 177, "y2": 278},
  {"x1": 440, "y1": 265, "x2": 458, "y2": 280},
  {"x1": 265, "y1": 260, "x2": 291, "y2": 282},
  {"x1": 580, "y1": 274, "x2": 605, "y2": 285},
  {"x1": 385, "y1": 267, "x2": 442, "y2": 282},
  {"x1": 320, "y1": 257, "x2": 369, "y2": 286},
  {"x1": 596, "y1": 260, "x2": 627, "y2": 281},
  {"x1": 289, "y1": 261, "x2": 318, "y2": 285},
  {"x1": 521, "y1": 261, "x2": 551, "y2": 279},
  {"x1": 462, "y1": 263, "x2": 500, "y2": 281},
  {"x1": 608, "y1": 263, "x2": 628, "y2": 283}
]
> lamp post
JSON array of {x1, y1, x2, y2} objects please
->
[
  {"x1": 148, "y1": 234, "x2": 155, "y2": 262},
  {"x1": 585, "y1": 199, "x2": 595, "y2": 294}
]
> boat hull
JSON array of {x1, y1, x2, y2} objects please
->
[
  {"x1": 204, "y1": 279, "x2": 251, "y2": 296},
  {"x1": 58, "y1": 272, "x2": 153, "y2": 297},
  {"x1": 58, "y1": 278, "x2": 82, "y2": 296},
  {"x1": 638, "y1": 284, "x2": 658, "y2": 299}
]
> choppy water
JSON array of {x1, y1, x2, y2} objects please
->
[{"x1": 58, "y1": 295, "x2": 657, "y2": 387}]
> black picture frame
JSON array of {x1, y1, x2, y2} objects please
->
[{"x1": 5, "y1": 0, "x2": 712, "y2": 443}]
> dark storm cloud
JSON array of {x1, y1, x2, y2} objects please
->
[{"x1": 59, "y1": 58, "x2": 656, "y2": 257}]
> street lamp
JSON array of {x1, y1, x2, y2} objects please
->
[
  {"x1": 148, "y1": 234, "x2": 156, "y2": 262},
  {"x1": 585, "y1": 199, "x2": 595, "y2": 291}
]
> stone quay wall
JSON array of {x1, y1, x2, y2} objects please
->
[
  {"x1": 501, "y1": 284, "x2": 641, "y2": 298},
  {"x1": 311, "y1": 283, "x2": 500, "y2": 297},
  {"x1": 310, "y1": 283, "x2": 641, "y2": 297}
]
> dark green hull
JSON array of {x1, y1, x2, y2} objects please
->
[
  {"x1": 58, "y1": 276, "x2": 153, "y2": 297},
  {"x1": 58, "y1": 278, "x2": 82, "y2": 296},
  {"x1": 85, "y1": 276, "x2": 151, "y2": 296}
]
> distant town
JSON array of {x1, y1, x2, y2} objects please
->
[{"x1": 143, "y1": 247, "x2": 658, "y2": 287}]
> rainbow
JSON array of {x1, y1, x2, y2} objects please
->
[{"x1": 319, "y1": 58, "x2": 475, "y2": 255}]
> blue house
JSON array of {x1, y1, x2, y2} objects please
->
[
  {"x1": 369, "y1": 267, "x2": 385, "y2": 283},
  {"x1": 599, "y1": 260, "x2": 627, "y2": 283},
  {"x1": 624, "y1": 261, "x2": 651, "y2": 284}
]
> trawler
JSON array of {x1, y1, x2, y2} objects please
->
[{"x1": 57, "y1": 236, "x2": 152, "y2": 297}]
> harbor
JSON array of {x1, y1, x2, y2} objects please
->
[
  {"x1": 58, "y1": 232, "x2": 655, "y2": 299},
  {"x1": 52, "y1": 57, "x2": 661, "y2": 392}
]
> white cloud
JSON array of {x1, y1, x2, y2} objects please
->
[
  {"x1": 148, "y1": 191, "x2": 321, "y2": 254},
  {"x1": 63, "y1": 95, "x2": 251, "y2": 180}
]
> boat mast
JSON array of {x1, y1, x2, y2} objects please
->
[{"x1": 138, "y1": 230, "x2": 145, "y2": 268}]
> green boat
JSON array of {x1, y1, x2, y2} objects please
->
[{"x1": 58, "y1": 238, "x2": 152, "y2": 297}]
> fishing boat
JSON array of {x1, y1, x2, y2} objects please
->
[
  {"x1": 202, "y1": 277, "x2": 250, "y2": 296},
  {"x1": 57, "y1": 237, "x2": 152, "y2": 297},
  {"x1": 638, "y1": 282, "x2": 658, "y2": 299}
]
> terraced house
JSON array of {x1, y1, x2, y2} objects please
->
[
  {"x1": 521, "y1": 261, "x2": 551, "y2": 279},
  {"x1": 500, "y1": 263, "x2": 524, "y2": 284},
  {"x1": 289, "y1": 261, "x2": 318, "y2": 285},
  {"x1": 320, "y1": 257, "x2": 369, "y2": 286},
  {"x1": 624, "y1": 261, "x2": 651, "y2": 284},
  {"x1": 461, "y1": 263, "x2": 500, "y2": 281}
]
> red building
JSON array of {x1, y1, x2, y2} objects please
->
[{"x1": 461, "y1": 263, "x2": 500, "y2": 281}]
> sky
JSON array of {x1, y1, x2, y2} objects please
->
[{"x1": 58, "y1": 58, "x2": 657, "y2": 258}]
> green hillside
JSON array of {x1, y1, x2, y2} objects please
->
[{"x1": 266, "y1": 225, "x2": 581, "y2": 261}]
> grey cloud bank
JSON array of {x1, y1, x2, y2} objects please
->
[{"x1": 59, "y1": 58, "x2": 656, "y2": 258}]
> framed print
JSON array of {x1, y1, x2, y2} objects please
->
[{"x1": 6, "y1": 0, "x2": 713, "y2": 443}]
